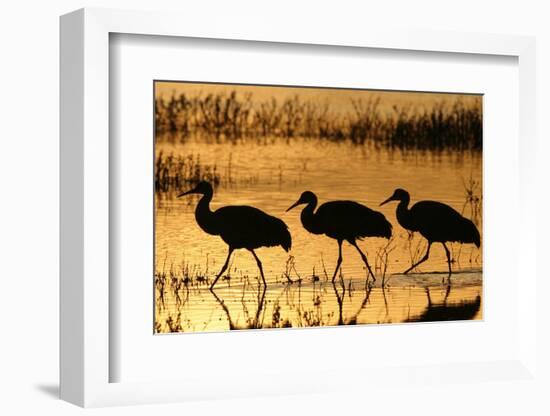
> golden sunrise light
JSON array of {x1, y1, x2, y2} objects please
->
[{"x1": 154, "y1": 81, "x2": 482, "y2": 334}]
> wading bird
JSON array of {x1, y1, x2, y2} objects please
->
[
  {"x1": 178, "y1": 181, "x2": 291, "y2": 289},
  {"x1": 380, "y1": 188, "x2": 480, "y2": 275},
  {"x1": 287, "y1": 191, "x2": 392, "y2": 282}
]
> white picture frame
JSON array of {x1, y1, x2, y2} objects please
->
[{"x1": 60, "y1": 7, "x2": 538, "y2": 408}]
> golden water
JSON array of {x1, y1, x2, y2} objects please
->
[{"x1": 154, "y1": 137, "x2": 482, "y2": 333}]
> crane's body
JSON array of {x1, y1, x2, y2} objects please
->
[
  {"x1": 195, "y1": 204, "x2": 291, "y2": 251},
  {"x1": 301, "y1": 199, "x2": 392, "y2": 241},
  {"x1": 381, "y1": 188, "x2": 480, "y2": 275},
  {"x1": 287, "y1": 191, "x2": 392, "y2": 282},
  {"x1": 179, "y1": 181, "x2": 291, "y2": 289},
  {"x1": 397, "y1": 200, "x2": 480, "y2": 247}
]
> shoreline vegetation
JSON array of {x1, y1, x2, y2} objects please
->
[
  {"x1": 155, "y1": 91, "x2": 482, "y2": 151},
  {"x1": 155, "y1": 151, "x2": 222, "y2": 193},
  {"x1": 154, "y1": 144, "x2": 482, "y2": 195},
  {"x1": 154, "y1": 91, "x2": 482, "y2": 194},
  {"x1": 154, "y1": 264, "x2": 483, "y2": 333}
]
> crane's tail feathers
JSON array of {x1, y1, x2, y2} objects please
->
[
  {"x1": 382, "y1": 220, "x2": 392, "y2": 239},
  {"x1": 275, "y1": 220, "x2": 292, "y2": 252},
  {"x1": 372, "y1": 212, "x2": 392, "y2": 239},
  {"x1": 281, "y1": 228, "x2": 292, "y2": 252},
  {"x1": 464, "y1": 219, "x2": 481, "y2": 248},
  {"x1": 473, "y1": 226, "x2": 481, "y2": 248}
]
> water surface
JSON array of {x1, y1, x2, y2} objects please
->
[{"x1": 155, "y1": 136, "x2": 482, "y2": 333}]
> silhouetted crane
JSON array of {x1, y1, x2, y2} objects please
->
[
  {"x1": 380, "y1": 188, "x2": 480, "y2": 275},
  {"x1": 178, "y1": 181, "x2": 291, "y2": 289},
  {"x1": 287, "y1": 191, "x2": 392, "y2": 282}
]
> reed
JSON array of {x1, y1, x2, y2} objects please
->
[
  {"x1": 155, "y1": 91, "x2": 482, "y2": 151},
  {"x1": 154, "y1": 151, "x2": 221, "y2": 193},
  {"x1": 375, "y1": 236, "x2": 397, "y2": 287},
  {"x1": 462, "y1": 173, "x2": 482, "y2": 226},
  {"x1": 154, "y1": 150, "x2": 264, "y2": 193}
]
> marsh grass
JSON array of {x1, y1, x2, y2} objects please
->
[
  {"x1": 154, "y1": 149, "x2": 266, "y2": 193},
  {"x1": 271, "y1": 300, "x2": 292, "y2": 328},
  {"x1": 155, "y1": 91, "x2": 482, "y2": 152},
  {"x1": 375, "y1": 236, "x2": 397, "y2": 287},
  {"x1": 462, "y1": 173, "x2": 482, "y2": 226},
  {"x1": 155, "y1": 151, "x2": 222, "y2": 193}
]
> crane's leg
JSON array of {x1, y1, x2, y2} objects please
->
[
  {"x1": 210, "y1": 247, "x2": 234, "y2": 290},
  {"x1": 350, "y1": 241, "x2": 376, "y2": 282},
  {"x1": 404, "y1": 242, "x2": 432, "y2": 274},
  {"x1": 443, "y1": 281, "x2": 451, "y2": 302},
  {"x1": 331, "y1": 240, "x2": 344, "y2": 282},
  {"x1": 331, "y1": 281, "x2": 345, "y2": 325},
  {"x1": 442, "y1": 242, "x2": 452, "y2": 276},
  {"x1": 249, "y1": 249, "x2": 267, "y2": 286},
  {"x1": 425, "y1": 287, "x2": 432, "y2": 306}
]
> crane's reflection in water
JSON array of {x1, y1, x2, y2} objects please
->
[
  {"x1": 155, "y1": 274, "x2": 482, "y2": 333},
  {"x1": 210, "y1": 285, "x2": 267, "y2": 330},
  {"x1": 406, "y1": 285, "x2": 481, "y2": 322}
]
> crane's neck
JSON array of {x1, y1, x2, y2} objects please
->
[
  {"x1": 194, "y1": 189, "x2": 219, "y2": 235},
  {"x1": 300, "y1": 196, "x2": 323, "y2": 235},
  {"x1": 396, "y1": 194, "x2": 413, "y2": 230}
]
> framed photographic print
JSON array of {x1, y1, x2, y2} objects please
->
[
  {"x1": 153, "y1": 80, "x2": 483, "y2": 334},
  {"x1": 60, "y1": 7, "x2": 538, "y2": 408}
]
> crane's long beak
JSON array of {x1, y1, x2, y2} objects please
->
[
  {"x1": 379, "y1": 196, "x2": 394, "y2": 206},
  {"x1": 177, "y1": 188, "x2": 195, "y2": 198},
  {"x1": 286, "y1": 199, "x2": 302, "y2": 212}
]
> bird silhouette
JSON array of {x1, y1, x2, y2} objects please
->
[
  {"x1": 287, "y1": 191, "x2": 392, "y2": 282},
  {"x1": 178, "y1": 181, "x2": 291, "y2": 289},
  {"x1": 380, "y1": 188, "x2": 480, "y2": 275}
]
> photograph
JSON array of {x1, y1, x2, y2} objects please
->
[{"x1": 153, "y1": 81, "x2": 483, "y2": 333}]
